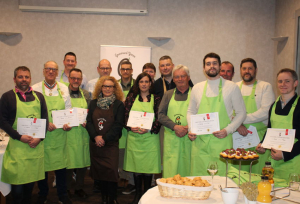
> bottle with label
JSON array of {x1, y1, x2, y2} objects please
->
[
  {"x1": 262, "y1": 161, "x2": 274, "y2": 192},
  {"x1": 257, "y1": 176, "x2": 272, "y2": 204}
]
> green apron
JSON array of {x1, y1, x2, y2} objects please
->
[
  {"x1": 233, "y1": 81, "x2": 270, "y2": 173},
  {"x1": 1, "y1": 90, "x2": 44, "y2": 184},
  {"x1": 118, "y1": 79, "x2": 134, "y2": 149},
  {"x1": 60, "y1": 72, "x2": 69, "y2": 86},
  {"x1": 190, "y1": 79, "x2": 232, "y2": 177},
  {"x1": 269, "y1": 96, "x2": 300, "y2": 182},
  {"x1": 123, "y1": 95, "x2": 161, "y2": 173},
  {"x1": 163, "y1": 88, "x2": 192, "y2": 178},
  {"x1": 67, "y1": 88, "x2": 90, "y2": 169},
  {"x1": 42, "y1": 83, "x2": 68, "y2": 171}
]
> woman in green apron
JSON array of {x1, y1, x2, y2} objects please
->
[
  {"x1": 123, "y1": 72, "x2": 161, "y2": 204},
  {"x1": 86, "y1": 76, "x2": 124, "y2": 204},
  {"x1": 256, "y1": 68, "x2": 300, "y2": 182}
]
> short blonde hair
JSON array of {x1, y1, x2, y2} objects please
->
[{"x1": 92, "y1": 76, "x2": 124, "y2": 101}]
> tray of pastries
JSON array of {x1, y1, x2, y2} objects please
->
[{"x1": 220, "y1": 148, "x2": 259, "y2": 161}]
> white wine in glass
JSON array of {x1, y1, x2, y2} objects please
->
[{"x1": 207, "y1": 161, "x2": 218, "y2": 183}]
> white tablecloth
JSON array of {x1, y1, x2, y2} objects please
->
[
  {"x1": 0, "y1": 137, "x2": 11, "y2": 196},
  {"x1": 139, "y1": 176, "x2": 300, "y2": 204}
]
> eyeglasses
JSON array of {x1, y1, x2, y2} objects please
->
[
  {"x1": 69, "y1": 77, "x2": 82, "y2": 81},
  {"x1": 102, "y1": 85, "x2": 115, "y2": 89},
  {"x1": 99, "y1": 67, "x2": 111, "y2": 71},
  {"x1": 44, "y1": 68, "x2": 58, "y2": 72},
  {"x1": 173, "y1": 75, "x2": 188, "y2": 79},
  {"x1": 120, "y1": 68, "x2": 132, "y2": 72}
]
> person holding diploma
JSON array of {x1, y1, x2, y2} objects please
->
[
  {"x1": 256, "y1": 68, "x2": 300, "y2": 182},
  {"x1": 66, "y1": 68, "x2": 90, "y2": 198},
  {"x1": 123, "y1": 72, "x2": 161, "y2": 204},
  {"x1": 187, "y1": 52, "x2": 246, "y2": 176},
  {"x1": 235, "y1": 58, "x2": 275, "y2": 173},
  {"x1": 158, "y1": 64, "x2": 192, "y2": 178},
  {"x1": 86, "y1": 76, "x2": 124, "y2": 204},
  {"x1": 32, "y1": 61, "x2": 72, "y2": 204},
  {"x1": 0, "y1": 66, "x2": 48, "y2": 204}
]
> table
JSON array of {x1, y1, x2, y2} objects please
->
[
  {"x1": 139, "y1": 176, "x2": 300, "y2": 204},
  {"x1": 0, "y1": 137, "x2": 11, "y2": 197}
]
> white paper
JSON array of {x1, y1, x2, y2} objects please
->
[
  {"x1": 262, "y1": 128, "x2": 296, "y2": 152},
  {"x1": 127, "y1": 111, "x2": 154, "y2": 130},
  {"x1": 17, "y1": 118, "x2": 46, "y2": 138},
  {"x1": 52, "y1": 109, "x2": 79, "y2": 128},
  {"x1": 232, "y1": 125, "x2": 260, "y2": 149},
  {"x1": 190, "y1": 112, "x2": 220, "y2": 135},
  {"x1": 74, "y1": 107, "x2": 88, "y2": 124}
]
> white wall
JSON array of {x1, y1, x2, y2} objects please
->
[{"x1": 0, "y1": 0, "x2": 276, "y2": 96}]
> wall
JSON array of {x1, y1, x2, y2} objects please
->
[
  {"x1": 0, "y1": 0, "x2": 275, "y2": 96},
  {"x1": 274, "y1": 0, "x2": 300, "y2": 95}
]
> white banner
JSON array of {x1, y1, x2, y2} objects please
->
[{"x1": 100, "y1": 45, "x2": 152, "y2": 79}]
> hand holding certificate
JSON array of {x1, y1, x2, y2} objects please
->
[
  {"x1": 190, "y1": 112, "x2": 220, "y2": 135},
  {"x1": 17, "y1": 118, "x2": 46, "y2": 138},
  {"x1": 52, "y1": 109, "x2": 79, "y2": 129},
  {"x1": 127, "y1": 111, "x2": 154, "y2": 130},
  {"x1": 262, "y1": 128, "x2": 296, "y2": 152},
  {"x1": 232, "y1": 125, "x2": 260, "y2": 149}
]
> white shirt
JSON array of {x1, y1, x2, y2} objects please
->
[
  {"x1": 236, "y1": 80, "x2": 275, "y2": 126},
  {"x1": 32, "y1": 81, "x2": 72, "y2": 109},
  {"x1": 56, "y1": 70, "x2": 88, "y2": 90},
  {"x1": 187, "y1": 77, "x2": 246, "y2": 134}
]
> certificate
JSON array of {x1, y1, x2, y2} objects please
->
[
  {"x1": 17, "y1": 118, "x2": 46, "y2": 138},
  {"x1": 74, "y1": 107, "x2": 88, "y2": 124},
  {"x1": 190, "y1": 112, "x2": 220, "y2": 135},
  {"x1": 52, "y1": 109, "x2": 79, "y2": 128},
  {"x1": 262, "y1": 128, "x2": 296, "y2": 152},
  {"x1": 232, "y1": 125, "x2": 260, "y2": 149},
  {"x1": 127, "y1": 111, "x2": 154, "y2": 130}
]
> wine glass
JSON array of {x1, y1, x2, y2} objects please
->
[
  {"x1": 207, "y1": 161, "x2": 218, "y2": 184},
  {"x1": 289, "y1": 173, "x2": 299, "y2": 190}
]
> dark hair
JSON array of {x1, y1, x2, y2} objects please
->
[
  {"x1": 14, "y1": 66, "x2": 31, "y2": 78},
  {"x1": 130, "y1": 72, "x2": 154, "y2": 96},
  {"x1": 277, "y1": 68, "x2": 298, "y2": 81},
  {"x1": 221, "y1": 61, "x2": 235, "y2": 73},
  {"x1": 240, "y1": 58, "x2": 257, "y2": 69},
  {"x1": 64, "y1": 52, "x2": 77, "y2": 61},
  {"x1": 203, "y1": 53, "x2": 221, "y2": 67},
  {"x1": 69, "y1": 68, "x2": 82, "y2": 77},
  {"x1": 159, "y1": 55, "x2": 172, "y2": 62},
  {"x1": 121, "y1": 60, "x2": 132, "y2": 68},
  {"x1": 142, "y1": 63, "x2": 156, "y2": 73}
]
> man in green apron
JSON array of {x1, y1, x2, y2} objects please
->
[
  {"x1": 220, "y1": 61, "x2": 235, "y2": 81},
  {"x1": 158, "y1": 64, "x2": 192, "y2": 178},
  {"x1": 187, "y1": 52, "x2": 246, "y2": 177},
  {"x1": 0, "y1": 66, "x2": 48, "y2": 204},
  {"x1": 56, "y1": 52, "x2": 88, "y2": 89},
  {"x1": 86, "y1": 59, "x2": 112, "y2": 98},
  {"x1": 235, "y1": 58, "x2": 275, "y2": 173},
  {"x1": 66, "y1": 68, "x2": 91, "y2": 198},
  {"x1": 256, "y1": 68, "x2": 300, "y2": 182},
  {"x1": 32, "y1": 61, "x2": 73, "y2": 204},
  {"x1": 117, "y1": 60, "x2": 136, "y2": 193}
]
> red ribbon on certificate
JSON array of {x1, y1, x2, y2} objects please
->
[{"x1": 206, "y1": 114, "x2": 210, "y2": 119}]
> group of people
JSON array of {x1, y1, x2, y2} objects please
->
[{"x1": 0, "y1": 51, "x2": 299, "y2": 204}]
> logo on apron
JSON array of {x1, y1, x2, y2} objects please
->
[
  {"x1": 98, "y1": 118, "x2": 107, "y2": 130},
  {"x1": 26, "y1": 114, "x2": 37, "y2": 118},
  {"x1": 174, "y1": 114, "x2": 184, "y2": 125}
]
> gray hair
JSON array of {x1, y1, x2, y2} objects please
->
[
  {"x1": 172, "y1": 64, "x2": 190, "y2": 77},
  {"x1": 44, "y1": 61, "x2": 58, "y2": 69}
]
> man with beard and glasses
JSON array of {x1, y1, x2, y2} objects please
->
[
  {"x1": 187, "y1": 52, "x2": 246, "y2": 176},
  {"x1": 234, "y1": 58, "x2": 274, "y2": 173},
  {"x1": 0, "y1": 66, "x2": 48, "y2": 204}
]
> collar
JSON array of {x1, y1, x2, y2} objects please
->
[
  {"x1": 175, "y1": 87, "x2": 189, "y2": 94},
  {"x1": 15, "y1": 86, "x2": 32, "y2": 101},
  {"x1": 44, "y1": 80, "x2": 57, "y2": 89}
]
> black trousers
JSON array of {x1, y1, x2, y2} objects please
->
[{"x1": 11, "y1": 182, "x2": 35, "y2": 204}]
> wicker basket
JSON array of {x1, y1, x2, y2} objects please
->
[{"x1": 156, "y1": 176, "x2": 213, "y2": 200}]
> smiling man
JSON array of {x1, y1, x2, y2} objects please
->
[
  {"x1": 154, "y1": 56, "x2": 193, "y2": 98},
  {"x1": 235, "y1": 58, "x2": 275, "y2": 173},
  {"x1": 0, "y1": 66, "x2": 48, "y2": 204},
  {"x1": 57, "y1": 52, "x2": 88, "y2": 89},
  {"x1": 187, "y1": 52, "x2": 246, "y2": 176},
  {"x1": 158, "y1": 64, "x2": 192, "y2": 178},
  {"x1": 220, "y1": 61, "x2": 235, "y2": 81}
]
